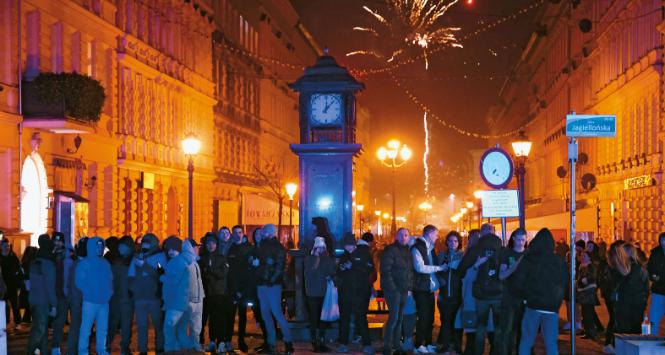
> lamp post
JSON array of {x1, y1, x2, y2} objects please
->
[
  {"x1": 357, "y1": 204, "x2": 365, "y2": 234},
  {"x1": 377, "y1": 139, "x2": 412, "y2": 237},
  {"x1": 285, "y1": 182, "x2": 298, "y2": 246},
  {"x1": 418, "y1": 201, "x2": 433, "y2": 223},
  {"x1": 465, "y1": 202, "x2": 475, "y2": 231},
  {"x1": 511, "y1": 131, "x2": 533, "y2": 230},
  {"x1": 473, "y1": 190, "x2": 483, "y2": 228},
  {"x1": 181, "y1": 135, "x2": 201, "y2": 239}
]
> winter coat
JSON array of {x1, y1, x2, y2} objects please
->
[
  {"x1": 380, "y1": 241, "x2": 414, "y2": 294},
  {"x1": 471, "y1": 234, "x2": 503, "y2": 301},
  {"x1": 304, "y1": 254, "x2": 335, "y2": 298},
  {"x1": 513, "y1": 229, "x2": 567, "y2": 312},
  {"x1": 647, "y1": 246, "x2": 665, "y2": 295},
  {"x1": 199, "y1": 247, "x2": 229, "y2": 297},
  {"x1": 411, "y1": 238, "x2": 438, "y2": 292},
  {"x1": 75, "y1": 236, "x2": 113, "y2": 304},
  {"x1": 227, "y1": 241, "x2": 253, "y2": 297},
  {"x1": 0, "y1": 251, "x2": 21, "y2": 289},
  {"x1": 161, "y1": 240, "x2": 192, "y2": 311},
  {"x1": 28, "y1": 250, "x2": 56, "y2": 307},
  {"x1": 614, "y1": 261, "x2": 649, "y2": 307},
  {"x1": 109, "y1": 255, "x2": 133, "y2": 304},
  {"x1": 576, "y1": 263, "x2": 599, "y2": 305},
  {"x1": 128, "y1": 233, "x2": 166, "y2": 301},
  {"x1": 66, "y1": 258, "x2": 82, "y2": 304},
  {"x1": 337, "y1": 244, "x2": 374, "y2": 297},
  {"x1": 254, "y1": 237, "x2": 286, "y2": 286},
  {"x1": 184, "y1": 241, "x2": 204, "y2": 303},
  {"x1": 437, "y1": 250, "x2": 464, "y2": 299}
]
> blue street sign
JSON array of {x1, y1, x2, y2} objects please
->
[{"x1": 565, "y1": 114, "x2": 616, "y2": 137}]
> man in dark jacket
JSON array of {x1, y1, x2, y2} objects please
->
[
  {"x1": 107, "y1": 235, "x2": 135, "y2": 354},
  {"x1": 228, "y1": 225, "x2": 254, "y2": 352},
  {"x1": 26, "y1": 234, "x2": 57, "y2": 355},
  {"x1": 199, "y1": 232, "x2": 231, "y2": 353},
  {"x1": 472, "y1": 233, "x2": 504, "y2": 355},
  {"x1": 514, "y1": 228, "x2": 567, "y2": 355},
  {"x1": 411, "y1": 225, "x2": 445, "y2": 353},
  {"x1": 336, "y1": 233, "x2": 374, "y2": 354},
  {"x1": 51, "y1": 231, "x2": 74, "y2": 355},
  {"x1": 380, "y1": 228, "x2": 414, "y2": 355},
  {"x1": 647, "y1": 232, "x2": 665, "y2": 334},
  {"x1": 253, "y1": 224, "x2": 294, "y2": 354},
  {"x1": 67, "y1": 237, "x2": 87, "y2": 355},
  {"x1": 128, "y1": 233, "x2": 166, "y2": 355},
  {"x1": 0, "y1": 237, "x2": 21, "y2": 328}
]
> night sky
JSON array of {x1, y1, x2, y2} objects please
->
[{"x1": 291, "y1": 0, "x2": 541, "y2": 212}]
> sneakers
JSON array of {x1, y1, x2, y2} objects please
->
[
  {"x1": 363, "y1": 345, "x2": 375, "y2": 354},
  {"x1": 217, "y1": 342, "x2": 227, "y2": 353},
  {"x1": 204, "y1": 342, "x2": 216, "y2": 352},
  {"x1": 426, "y1": 344, "x2": 438, "y2": 353},
  {"x1": 603, "y1": 344, "x2": 616, "y2": 354},
  {"x1": 414, "y1": 345, "x2": 431, "y2": 353},
  {"x1": 336, "y1": 344, "x2": 350, "y2": 353}
]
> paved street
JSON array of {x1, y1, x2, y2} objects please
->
[{"x1": 9, "y1": 298, "x2": 660, "y2": 354}]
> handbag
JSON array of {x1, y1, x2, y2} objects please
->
[{"x1": 321, "y1": 280, "x2": 340, "y2": 322}]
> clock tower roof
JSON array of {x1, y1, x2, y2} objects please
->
[{"x1": 289, "y1": 54, "x2": 364, "y2": 92}]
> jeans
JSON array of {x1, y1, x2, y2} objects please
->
[
  {"x1": 258, "y1": 285, "x2": 292, "y2": 345},
  {"x1": 4, "y1": 286, "x2": 20, "y2": 324},
  {"x1": 135, "y1": 299, "x2": 163, "y2": 352},
  {"x1": 383, "y1": 290, "x2": 407, "y2": 352},
  {"x1": 307, "y1": 296, "x2": 325, "y2": 340},
  {"x1": 188, "y1": 301, "x2": 203, "y2": 350},
  {"x1": 402, "y1": 313, "x2": 417, "y2": 351},
  {"x1": 234, "y1": 302, "x2": 249, "y2": 343},
  {"x1": 207, "y1": 295, "x2": 232, "y2": 344},
  {"x1": 339, "y1": 289, "x2": 371, "y2": 346},
  {"x1": 437, "y1": 296, "x2": 462, "y2": 352},
  {"x1": 78, "y1": 301, "x2": 109, "y2": 355},
  {"x1": 26, "y1": 303, "x2": 49, "y2": 355},
  {"x1": 474, "y1": 299, "x2": 501, "y2": 355},
  {"x1": 414, "y1": 290, "x2": 435, "y2": 347},
  {"x1": 67, "y1": 299, "x2": 82, "y2": 355},
  {"x1": 164, "y1": 309, "x2": 188, "y2": 352},
  {"x1": 649, "y1": 292, "x2": 665, "y2": 334},
  {"x1": 107, "y1": 300, "x2": 133, "y2": 351},
  {"x1": 518, "y1": 307, "x2": 558, "y2": 355},
  {"x1": 498, "y1": 297, "x2": 524, "y2": 355},
  {"x1": 51, "y1": 298, "x2": 69, "y2": 350}
]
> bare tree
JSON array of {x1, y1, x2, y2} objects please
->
[{"x1": 253, "y1": 156, "x2": 296, "y2": 241}]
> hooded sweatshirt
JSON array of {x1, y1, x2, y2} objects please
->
[
  {"x1": 128, "y1": 233, "x2": 166, "y2": 301},
  {"x1": 28, "y1": 236, "x2": 56, "y2": 307},
  {"x1": 514, "y1": 228, "x2": 567, "y2": 312},
  {"x1": 161, "y1": 240, "x2": 204, "y2": 311},
  {"x1": 183, "y1": 240, "x2": 204, "y2": 303},
  {"x1": 109, "y1": 236, "x2": 134, "y2": 304},
  {"x1": 75, "y1": 236, "x2": 113, "y2": 304}
]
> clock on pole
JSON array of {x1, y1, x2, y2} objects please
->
[{"x1": 480, "y1": 147, "x2": 513, "y2": 189}]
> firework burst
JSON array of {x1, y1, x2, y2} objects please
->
[{"x1": 348, "y1": 0, "x2": 463, "y2": 69}]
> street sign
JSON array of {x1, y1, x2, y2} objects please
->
[
  {"x1": 565, "y1": 114, "x2": 616, "y2": 137},
  {"x1": 480, "y1": 189, "x2": 520, "y2": 218}
]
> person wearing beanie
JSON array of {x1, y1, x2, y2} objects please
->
[
  {"x1": 336, "y1": 232, "x2": 374, "y2": 354},
  {"x1": 163, "y1": 236, "x2": 183, "y2": 261},
  {"x1": 304, "y1": 237, "x2": 336, "y2": 352},
  {"x1": 26, "y1": 234, "x2": 57, "y2": 355},
  {"x1": 107, "y1": 235, "x2": 135, "y2": 354},
  {"x1": 76, "y1": 236, "x2": 113, "y2": 355},
  {"x1": 199, "y1": 232, "x2": 231, "y2": 353},
  {"x1": 227, "y1": 225, "x2": 255, "y2": 352},
  {"x1": 51, "y1": 231, "x2": 74, "y2": 355},
  {"x1": 129, "y1": 233, "x2": 166, "y2": 355},
  {"x1": 253, "y1": 224, "x2": 293, "y2": 354}
]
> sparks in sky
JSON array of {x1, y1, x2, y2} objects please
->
[
  {"x1": 423, "y1": 111, "x2": 430, "y2": 195},
  {"x1": 347, "y1": 0, "x2": 463, "y2": 69}
]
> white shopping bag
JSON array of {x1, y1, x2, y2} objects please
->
[{"x1": 320, "y1": 280, "x2": 340, "y2": 322}]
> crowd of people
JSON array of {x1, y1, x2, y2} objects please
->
[{"x1": 0, "y1": 221, "x2": 664, "y2": 355}]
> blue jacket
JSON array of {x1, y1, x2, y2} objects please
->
[
  {"x1": 75, "y1": 237, "x2": 113, "y2": 304},
  {"x1": 128, "y1": 234, "x2": 166, "y2": 300},
  {"x1": 161, "y1": 240, "x2": 195, "y2": 311}
]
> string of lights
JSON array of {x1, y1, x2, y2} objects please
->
[{"x1": 390, "y1": 72, "x2": 537, "y2": 139}]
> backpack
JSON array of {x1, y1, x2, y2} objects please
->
[{"x1": 472, "y1": 254, "x2": 502, "y2": 300}]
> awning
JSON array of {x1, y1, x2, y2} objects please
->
[
  {"x1": 497, "y1": 207, "x2": 598, "y2": 241},
  {"x1": 54, "y1": 191, "x2": 89, "y2": 203}
]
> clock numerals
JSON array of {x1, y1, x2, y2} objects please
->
[{"x1": 310, "y1": 93, "x2": 342, "y2": 125}]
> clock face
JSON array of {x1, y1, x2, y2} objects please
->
[
  {"x1": 480, "y1": 148, "x2": 513, "y2": 189},
  {"x1": 310, "y1": 93, "x2": 342, "y2": 125}
]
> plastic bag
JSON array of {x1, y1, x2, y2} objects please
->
[{"x1": 320, "y1": 279, "x2": 340, "y2": 322}]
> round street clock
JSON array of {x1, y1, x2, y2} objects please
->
[{"x1": 480, "y1": 147, "x2": 514, "y2": 189}]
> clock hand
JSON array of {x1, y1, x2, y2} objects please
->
[
  {"x1": 492, "y1": 168, "x2": 497, "y2": 175},
  {"x1": 323, "y1": 100, "x2": 331, "y2": 114}
]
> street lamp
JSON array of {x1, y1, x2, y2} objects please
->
[
  {"x1": 357, "y1": 204, "x2": 365, "y2": 233},
  {"x1": 473, "y1": 190, "x2": 484, "y2": 228},
  {"x1": 285, "y1": 182, "x2": 298, "y2": 246},
  {"x1": 511, "y1": 131, "x2": 533, "y2": 230},
  {"x1": 181, "y1": 135, "x2": 202, "y2": 239},
  {"x1": 419, "y1": 201, "x2": 433, "y2": 223},
  {"x1": 377, "y1": 139, "x2": 412, "y2": 237}
]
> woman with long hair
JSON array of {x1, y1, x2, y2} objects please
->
[
  {"x1": 304, "y1": 237, "x2": 335, "y2": 352},
  {"x1": 436, "y1": 231, "x2": 464, "y2": 353},
  {"x1": 498, "y1": 228, "x2": 527, "y2": 355},
  {"x1": 576, "y1": 251, "x2": 599, "y2": 340}
]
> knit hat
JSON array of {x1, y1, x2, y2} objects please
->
[
  {"x1": 342, "y1": 233, "x2": 356, "y2": 246},
  {"x1": 163, "y1": 236, "x2": 183, "y2": 253},
  {"x1": 361, "y1": 232, "x2": 374, "y2": 243},
  {"x1": 52, "y1": 232, "x2": 65, "y2": 243},
  {"x1": 313, "y1": 237, "x2": 327, "y2": 249},
  {"x1": 38, "y1": 234, "x2": 53, "y2": 250}
]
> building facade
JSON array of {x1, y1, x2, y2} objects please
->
[
  {"x1": 0, "y1": 0, "x2": 216, "y2": 250},
  {"x1": 487, "y1": 0, "x2": 664, "y2": 248}
]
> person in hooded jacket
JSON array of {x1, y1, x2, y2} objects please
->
[
  {"x1": 514, "y1": 228, "x2": 567, "y2": 355},
  {"x1": 26, "y1": 234, "x2": 57, "y2": 355},
  {"x1": 76, "y1": 236, "x2": 113, "y2": 355},
  {"x1": 497, "y1": 228, "x2": 527, "y2": 355},
  {"x1": 66, "y1": 237, "x2": 87, "y2": 355},
  {"x1": 51, "y1": 231, "x2": 74, "y2": 355},
  {"x1": 199, "y1": 232, "x2": 231, "y2": 353},
  {"x1": 228, "y1": 225, "x2": 255, "y2": 352},
  {"x1": 435, "y1": 231, "x2": 464, "y2": 354},
  {"x1": 128, "y1": 233, "x2": 167, "y2": 355},
  {"x1": 336, "y1": 233, "x2": 374, "y2": 354},
  {"x1": 470, "y1": 233, "x2": 503, "y2": 355},
  {"x1": 107, "y1": 235, "x2": 135, "y2": 354},
  {"x1": 647, "y1": 232, "x2": 665, "y2": 334}
]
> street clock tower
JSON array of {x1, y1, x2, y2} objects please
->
[{"x1": 289, "y1": 52, "x2": 364, "y2": 250}]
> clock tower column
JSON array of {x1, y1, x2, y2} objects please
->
[{"x1": 289, "y1": 53, "x2": 364, "y2": 250}]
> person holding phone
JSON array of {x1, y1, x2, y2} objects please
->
[
  {"x1": 497, "y1": 228, "x2": 527, "y2": 355},
  {"x1": 435, "y1": 231, "x2": 464, "y2": 354}
]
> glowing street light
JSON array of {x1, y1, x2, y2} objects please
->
[
  {"x1": 377, "y1": 139, "x2": 412, "y2": 237},
  {"x1": 285, "y1": 183, "x2": 298, "y2": 245},
  {"x1": 512, "y1": 130, "x2": 533, "y2": 230},
  {"x1": 181, "y1": 135, "x2": 201, "y2": 239},
  {"x1": 357, "y1": 204, "x2": 365, "y2": 233}
]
